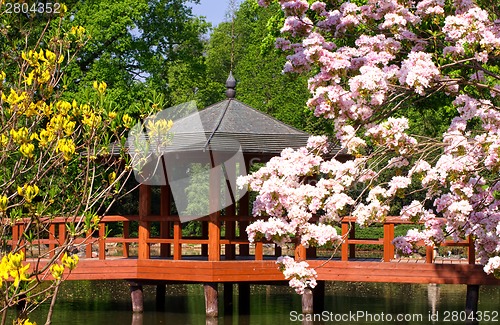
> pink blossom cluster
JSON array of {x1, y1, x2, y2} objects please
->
[
  {"x1": 250, "y1": 0, "x2": 500, "y2": 290},
  {"x1": 277, "y1": 256, "x2": 317, "y2": 294}
]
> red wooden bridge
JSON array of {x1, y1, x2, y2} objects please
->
[
  {"x1": 8, "y1": 83, "x2": 500, "y2": 316},
  {"x1": 9, "y1": 184, "x2": 500, "y2": 317}
]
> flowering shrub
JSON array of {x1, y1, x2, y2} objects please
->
[
  {"x1": 241, "y1": 0, "x2": 500, "y2": 294},
  {"x1": 0, "y1": 7, "x2": 131, "y2": 324}
]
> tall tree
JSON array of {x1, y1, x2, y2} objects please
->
[{"x1": 60, "y1": 0, "x2": 210, "y2": 110}]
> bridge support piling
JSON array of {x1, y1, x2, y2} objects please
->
[
  {"x1": 131, "y1": 313, "x2": 143, "y2": 325},
  {"x1": 223, "y1": 283, "x2": 233, "y2": 315},
  {"x1": 313, "y1": 281, "x2": 325, "y2": 313},
  {"x1": 156, "y1": 284, "x2": 166, "y2": 311},
  {"x1": 238, "y1": 283, "x2": 250, "y2": 315},
  {"x1": 129, "y1": 282, "x2": 144, "y2": 313},
  {"x1": 302, "y1": 288, "x2": 313, "y2": 314},
  {"x1": 204, "y1": 283, "x2": 219, "y2": 317},
  {"x1": 465, "y1": 284, "x2": 480, "y2": 325}
]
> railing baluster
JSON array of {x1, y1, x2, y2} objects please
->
[{"x1": 99, "y1": 223, "x2": 106, "y2": 260}]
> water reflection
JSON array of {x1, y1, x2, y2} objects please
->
[{"x1": 23, "y1": 281, "x2": 499, "y2": 325}]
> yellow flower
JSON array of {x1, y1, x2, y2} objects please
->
[
  {"x1": 25, "y1": 71, "x2": 35, "y2": 86},
  {"x1": 82, "y1": 112, "x2": 102, "y2": 129},
  {"x1": 56, "y1": 138, "x2": 76, "y2": 161},
  {"x1": 0, "y1": 195, "x2": 8, "y2": 212},
  {"x1": 37, "y1": 129, "x2": 55, "y2": 147},
  {"x1": 93, "y1": 81, "x2": 107, "y2": 94},
  {"x1": 17, "y1": 319, "x2": 37, "y2": 325},
  {"x1": 44, "y1": 49, "x2": 57, "y2": 64},
  {"x1": 24, "y1": 102, "x2": 38, "y2": 117},
  {"x1": 37, "y1": 69, "x2": 51, "y2": 84},
  {"x1": 108, "y1": 171, "x2": 116, "y2": 184},
  {"x1": 0, "y1": 71, "x2": 5, "y2": 83},
  {"x1": 48, "y1": 114, "x2": 65, "y2": 132},
  {"x1": 11, "y1": 262, "x2": 30, "y2": 287},
  {"x1": 61, "y1": 253, "x2": 78, "y2": 270},
  {"x1": 0, "y1": 134, "x2": 8, "y2": 146},
  {"x1": 122, "y1": 114, "x2": 134, "y2": 129},
  {"x1": 108, "y1": 111, "x2": 117, "y2": 119},
  {"x1": 69, "y1": 26, "x2": 86, "y2": 38},
  {"x1": 59, "y1": 3, "x2": 68, "y2": 14},
  {"x1": 50, "y1": 264, "x2": 64, "y2": 280},
  {"x1": 63, "y1": 120, "x2": 76, "y2": 136},
  {"x1": 10, "y1": 127, "x2": 29, "y2": 145},
  {"x1": 19, "y1": 143, "x2": 35, "y2": 158},
  {"x1": 6, "y1": 89, "x2": 28, "y2": 105},
  {"x1": 17, "y1": 184, "x2": 39, "y2": 203},
  {"x1": 56, "y1": 100, "x2": 71, "y2": 115}
]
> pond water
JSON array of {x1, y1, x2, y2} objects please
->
[{"x1": 23, "y1": 281, "x2": 500, "y2": 325}]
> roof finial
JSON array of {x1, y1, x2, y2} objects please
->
[{"x1": 226, "y1": 71, "x2": 236, "y2": 98}]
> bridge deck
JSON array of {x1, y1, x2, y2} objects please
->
[{"x1": 25, "y1": 255, "x2": 500, "y2": 285}]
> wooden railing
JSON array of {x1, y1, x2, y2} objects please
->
[
  {"x1": 7, "y1": 215, "x2": 475, "y2": 264},
  {"x1": 340, "y1": 216, "x2": 475, "y2": 264}
]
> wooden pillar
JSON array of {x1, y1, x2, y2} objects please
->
[
  {"x1": 138, "y1": 184, "x2": 151, "y2": 260},
  {"x1": 208, "y1": 156, "x2": 221, "y2": 262},
  {"x1": 426, "y1": 245, "x2": 434, "y2": 263},
  {"x1": 313, "y1": 281, "x2": 325, "y2": 313},
  {"x1": 295, "y1": 244, "x2": 306, "y2": 261},
  {"x1": 225, "y1": 204, "x2": 236, "y2": 260},
  {"x1": 201, "y1": 221, "x2": 209, "y2": 257},
  {"x1": 238, "y1": 283, "x2": 250, "y2": 315},
  {"x1": 85, "y1": 229, "x2": 93, "y2": 258},
  {"x1": 349, "y1": 224, "x2": 356, "y2": 258},
  {"x1": 156, "y1": 284, "x2": 166, "y2": 311},
  {"x1": 160, "y1": 185, "x2": 171, "y2": 258},
  {"x1": 341, "y1": 222, "x2": 349, "y2": 261},
  {"x1": 465, "y1": 284, "x2": 480, "y2": 325},
  {"x1": 129, "y1": 282, "x2": 144, "y2": 313},
  {"x1": 204, "y1": 283, "x2": 218, "y2": 317},
  {"x1": 302, "y1": 288, "x2": 313, "y2": 314},
  {"x1": 468, "y1": 236, "x2": 476, "y2": 264},
  {"x1": 223, "y1": 283, "x2": 233, "y2": 315},
  {"x1": 173, "y1": 219, "x2": 182, "y2": 260},
  {"x1": 123, "y1": 221, "x2": 130, "y2": 258},
  {"x1": 383, "y1": 223, "x2": 395, "y2": 262},
  {"x1": 98, "y1": 223, "x2": 106, "y2": 260},
  {"x1": 239, "y1": 156, "x2": 251, "y2": 256}
]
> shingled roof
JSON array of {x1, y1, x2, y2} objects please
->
[{"x1": 165, "y1": 72, "x2": 311, "y2": 155}]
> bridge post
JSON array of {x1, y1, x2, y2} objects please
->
[
  {"x1": 131, "y1": 313, "x2": 143, "y2": 325},
  {"x1": 302, "y1": 288, "x2": 313, "y2": 314},
  {"x1": 129, "y1": 282, "x2": 144, "y2": 313},
  {"x1": 204, "y1": 283, "x2": 219, "y2": 317},
  {"x1": 156, "y1": 284, "x2": 166, "y2": 311},
  {"x1": 223, "y1": 283, "x2": 233, "y2": 315},
  {"x1": 238, "y1": 282, "x2": 250, "y2": 314},
  {"x1": 465, "y1": 284, "x2": 480, "y2": 325},
  {"x1": 138, "y1": 184, "x2": 151, "y2": 260},
  {"x1": 313, "y1": 281, "x2": 325, "y2": 313}
]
